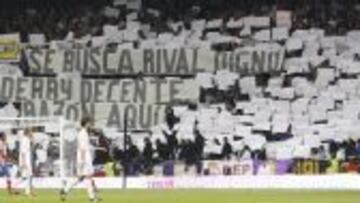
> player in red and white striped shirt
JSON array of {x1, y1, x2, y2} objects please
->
[{"x1": 0, "y1": 132, "x2": 13, "y2": 194}]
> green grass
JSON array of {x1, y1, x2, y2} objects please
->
[{"x1": 1, "y1": 189, "x2": 360, "y2": 203}]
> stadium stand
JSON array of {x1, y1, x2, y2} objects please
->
[{"x1": 1, "y1": 0, "x2": 360, "y2": 179}]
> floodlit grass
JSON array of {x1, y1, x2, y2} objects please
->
[{"x1": 0, "y1": 189, "x2": 359, "y2": 203}]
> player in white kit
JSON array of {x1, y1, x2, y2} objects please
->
[
  {"x1": 60, "y1": 117, "x2": 100, "y2": 202},
  {"x1": 19, "y1": 128, "x2": 34, "y2": 196}
]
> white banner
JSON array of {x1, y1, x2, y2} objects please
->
[
  {"x1": 25, "y1": 46, "x2": 285, "y2": 75},
  {"x1": 19, "y1": 101, "x2": 166, "y2": 130},
  {"x1": 0, "y1": 76, "x2": 199, "y2": 103},
  {"x1": 0, "y1": 63, "x2": 22, "y2": 76}
]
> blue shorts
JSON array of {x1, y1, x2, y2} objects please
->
[{"x1": 0, "y1": 164, "x2": 10, "y2": 177}]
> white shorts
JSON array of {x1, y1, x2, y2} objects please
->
[
  {"x1": 20, "y1": 166, "x2": 33, "y2": 177},
  {"x1": 77, "y1": 162, "x2": 94, "y2": 177}
]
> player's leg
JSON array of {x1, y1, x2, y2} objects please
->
[
  {"x1": 65, "y1": 176, "x2": 85, "y2": 193},
  {"x1": 91, "y1": 177, "x2": 99, "y2": 193},
  {"x1": 24, "y1": 176, "x2": 30, "y2": 195},
  {"x1": 6, "y1": 176, "x2": 12, "y2": 194},
  {"x1": 5, "y1": 165, "x2": 13, "y2": 195},
  {"x1": 19, "y1": 165, "x2": 34, "y2": 196},
  {"x1": 1, "y1": 164, "x2": 12, "y2": 194},
  {"x1": 24, "y1": 175, "x2": 34, "y2": 196},
  {"x1": 60, "y1": 176, "x2": 101, "y2": 202},
  {"x1": 86, "y1": 176, "x2": 101, "y2": 203},
  {"x1": 60, "y1": 176, "x2": 85, "y2": 201},
  {"x1": 80, "y1": 162, "x2": 100, "y2": 202},
  {"x1": 18, "y1": 168, "x2": 27, "y2": 195},
  {"x1": 85, "y1": 176, "x2": 95, "y2": 200},
  {"x1": 10, "y1": 177, "x2": 27, "y2": 195},
  {"x1": 61, "y1": 158, "x2": 87, "y2": 201}
]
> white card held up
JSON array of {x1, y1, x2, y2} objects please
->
[
  {"x1": 253, "y1": 121, "x2": 271, "y2": 131},
  {"x1": 126, "y1": 12, "x2": 138, "y2": 21},
  {"x1": 286, "y1": 38, "x2": 303, "y2": 52},
  {"x1": 271, "y1": 121, "x2": 289, "y2": 133},
  {"x1": 315, "y1": 68, "x2": 335, "y2": 89},
  {"x1": 191, "y1": 19, "x2": 207, "y2": 32},
  {"x1": 215, "y1": 70, "x2": 238, "y2": 90},
  {"x1": 244, "y1": 134, "x2": 266, "y2": 151},
  {"x1": 226, "y1": 18, "x2": 243, "y2": 29},
  {"x1": 113, "y1": 0, "x2": 126, "y2": 6},
  {"x1": 157, "y1": 33, "x2": 174, "y2": 45},
  {"x1": 196, "y1": 72, "x2": 214, "y2": 89},
  {"x1": 276, "y1": 10, "x2": 292, "y2": 28},
  {"x1": 284, "y1": 58, "x2": 309, "y2": 74},
  {"x1": 103, "y1": 25, "x2": 118, "y2": 36},
  {"x1": 147, "y1": 8, "x2": 160, "y2": 17},
  {"x1": 272, "y1": 27, "x2": 289, "y2": 41},
  {"x1": 28, "y1": 33, "x2": 46, "y2": 45},
  {"x1": 243, "y1": 16, "x2": 270, "y2": 28},
  {"x1": 293, "y1": 145, "x2": 311, "y2": 159},
  {"x1": 234, "y1": 125, "x2": 252, "y2": 138},
  {"x1": 127, "y1": 0, "x2": 142, "y2": 10},
  {"x1": 206, "y1": 19, "x2": 223, "y2": 29},
  {"x1": 239, "y1": 26, "x2": 251, "y2": 37},
  {"x1": 268, "y1": 77, "x2": 284, "y2": 87},
  {"x1": 239, "y1": 76, "x2": 256, "y2": 94},
  {"x1": 253, "y1": 29, "x2": 270, "y2": 42},
  {"x1": 103, "y1": 6, "x2": 120, "y2": 18}
]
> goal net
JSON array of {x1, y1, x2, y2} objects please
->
[{"x1": 0, "y1": 116, "x2": 69, "y2": 179}]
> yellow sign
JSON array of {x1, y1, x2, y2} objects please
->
[{"x1": 0, "y1": 39, "x2": 20, "y2": 62}]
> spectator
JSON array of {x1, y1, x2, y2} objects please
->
[
  {"x1": 155, "y1": 138, "x2": 169, "y2": 162},
  {"x1": 179, "y1": 139, "x2": 196, "y2": 172},
  {"x1": 221, "y1": 137, "x2": 233, "y2": 160},
  {"x1": 178, "y1": 139, "x2": 188, "y2": 161},
  {"x1": 162, "y1": 107, "x2": 179, "y2": 160},
  {"x1": 142, "y1": 137, "x2": 154, "y2": 175},
  {"x1": 342, "y1": 157, "x2": 359, "y2": 173},
  {"x1": 329, "y1": 140, "x2": 339, "y2": 158},
  {"x1": 356, "y1": 139, "x2": 360, "y2": 157},
  {"x1": 127, "y1": 139, "x2": 140, "y2": 162},
  {"x1": 336, "y1": 142, "x2": 346, "y2": 161},
  {"x1": 253, "y1": 148, "x2": 267, "y2": 162},
  {"x1": 124, "y1": 138, "x2": 140, "y2": 176},
  {"x1": 238, "y1": 145, "x2": 252, "y2": 161},
  {"x1": 93, "y1": 131, "x2": 110, "y2": 165},
  {"x1": 318, "y1": 145, "x2": 328, "y2": 161},
  {"x1": 194, "y1": 126, "x2": 205, "y2": 160},
  {"x1": 1, "y1": 0, "x2": 359, "y2": 42},
  {"x1": 104, "y1": 156, "x2": 115, "y2": 177},
  {"x1": 326, "y1": 154, "x2": 340, "y2": 174},
  {"x1": 345, "y1": 139, "x2": 357, "y2": 161}
]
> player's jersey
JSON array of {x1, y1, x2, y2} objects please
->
[
  {"x1": 0, "y1": 140, "x2": 7, "y2": 165},
  {"x1": 19, "y1": 135, "x2": 33, "y2": 176},
  {"x1": 76, "y1": 128, "x2": 93, "y2": 176}
]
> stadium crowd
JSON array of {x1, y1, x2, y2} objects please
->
[
  {"x1": 1, "y1": 0, "x2": 360, "y2": 41},
  {"x1": 2, "y1": 0, "x2": 360, "y2": 178},
  {"x1": 92, "y1": 106, "x2": 360, "y2": 176}
]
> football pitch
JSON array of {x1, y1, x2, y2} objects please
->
[{"x1": 0, "y1": 189, "x2": 359, "y2": 203}]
